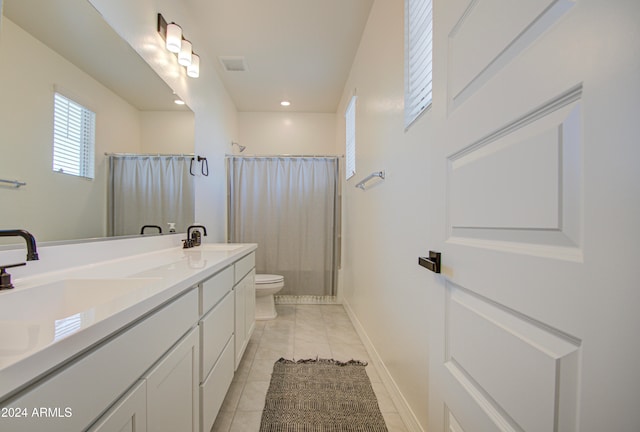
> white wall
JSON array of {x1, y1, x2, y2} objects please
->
[
  {"x1": 337, "y1": 0, "x2": 433, "y2": 429},
  {"x1": 88, "y1": 0, "x2": 239, "y2": 242},
  {"x1": 0, "y1": 18, "x2": 142, "y2": 243},
  {"x1": 0, "y1": 17, "x2": 197, "y2": 245},
  {"x1": 238, "y1": 112, "x2": 337, "y2": 155},
  {"x1": 140, "y1": 111, "x2": 195, "y2": 154}
]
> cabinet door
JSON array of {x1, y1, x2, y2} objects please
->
[
  {"x1": 244, "y1": 270, "x2": 256, "y2": 342},
  {"x1": 234, "y1": 270, "x2": 256, "y2": 369},
  {"x1": 146, "y1": 327, "x2": 199, "y2": 432},
  {"x1": 234, "y1": 282, "x2": 245, "y2": 369},
  {"x1": 88, "y1": 381, "x2": 146, "y2": 432}
]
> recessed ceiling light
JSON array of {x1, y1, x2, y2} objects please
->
[
  {"x1": 280, "y1": 100, "x2": 291, "y2": 107},
  {"x1": 174, "y1": 98, "x2": 185, "y2": 105}
]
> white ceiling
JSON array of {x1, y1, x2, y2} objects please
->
[
  {"x1": 185, "y1": 0, "x2": 374, "y2": 113},
  {"x1": 3, "y1": 0, "x2": 373, "y2": 114}
]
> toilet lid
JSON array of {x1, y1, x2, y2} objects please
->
[{"x1": 255, "y1": 274, "x2": 284, "y2": 284}]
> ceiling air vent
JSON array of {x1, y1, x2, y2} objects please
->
[{"x1": 219, "y1": 56, "x2": 248, "y2": 72}]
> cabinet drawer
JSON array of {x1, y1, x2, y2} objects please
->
[
  {"x1": 199, "y1": 291, "x2": 234, "y2": 381},
  {"x1": 200, "y1": 266, "x2": 234, "y2": 315},
  {"x1": 234, "y1": 252, "x2": 255, "y2": 283},
  {"x1": 0, "y1": 289, "x2": 198, "y2": 432},
  {"x1": 200, "y1": 336, "x2": 234, "y2": 432}
]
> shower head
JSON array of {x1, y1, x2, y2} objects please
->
[{"x1": 232, "y1": 142, "x2": 246, "y2": 152}]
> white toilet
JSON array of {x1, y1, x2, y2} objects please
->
[{"x1": 254, "y1": 274, "x2": 284, "y2": 320}]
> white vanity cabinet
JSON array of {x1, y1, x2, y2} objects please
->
[
  {"x1": 0, "y1": 246, "x2": 257, "y2": 432},
  {"x1": 0, "y1": 288, "x2": 199, "y2": 432}
]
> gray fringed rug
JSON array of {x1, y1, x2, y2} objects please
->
[{"x1": 260, "y1": 358, "x2": 388, "y2": 432}]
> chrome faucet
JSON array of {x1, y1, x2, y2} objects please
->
[
  {"x1": 184, "y1": 225, "x2": 207, "y2": 248},
  {"x1": 0, "y1": 229, "x2": 39, "y2": 261}
]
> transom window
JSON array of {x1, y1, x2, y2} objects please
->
[
  {"x1": 345, "y1": 95, "x2": 357, "y2": 180},
  {"x1": 404, "y1": 0, "x2": 433, "y2": 129}
]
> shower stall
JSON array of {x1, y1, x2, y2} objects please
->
[{"x1": 227, "y1": 155, "x2": 341, "y2": 303}]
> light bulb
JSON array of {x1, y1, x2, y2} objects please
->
[
  {"x1": 187, "y1": 53, "x2": 200, "y2": 78},
  {"x1": 165, "y1": 23, "x2": 182, "y2": 53},
  {"x1": 178, "y1": 40, "x2": 192, "y2": 66}
]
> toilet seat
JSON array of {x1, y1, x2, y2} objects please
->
[{"x1": 255, "y1": 274, "x2": 284, "y2": 285}]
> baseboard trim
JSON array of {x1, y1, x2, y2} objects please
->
[{"x1": 343, "y1": 300, "x2": 425, "y2": 432}]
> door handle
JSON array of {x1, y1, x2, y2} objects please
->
[{"x1": 418, "y1": 251, "x2": 441, "y2": 273}]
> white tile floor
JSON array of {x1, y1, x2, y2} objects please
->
[{"x1": 211, "y1": 304, "x2": 409, "y2": 432}]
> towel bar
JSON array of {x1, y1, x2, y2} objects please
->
[
  {"x1": 0, "y1": 179, "x2": 26, "y2": 188},
  {"x1": 355, "y1": 170, "x2": 385, "y2": 190}
]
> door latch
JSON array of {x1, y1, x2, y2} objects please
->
[{"x1": 418, "y1": 251, "x2": 441, "y2": 274}]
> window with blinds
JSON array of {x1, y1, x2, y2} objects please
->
[
  {"x1": 345, "y1": 95, "x2": 357, "y2": 180},
  {"x1": 52, "y1": 92, "x2": 95, "y2": 179},
  {"x1": 404, "y1": 0, "x2": 433, "y2": 129}
]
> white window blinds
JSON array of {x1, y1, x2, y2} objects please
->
[
  {"x1": 345, "y1": 95, "x2": 357, "y2": 180},
  {"x1": 404, "y1": 0, "x2": 433, "y2": 129},
  {"x1": 53, "y1": 92, "x2": 95, "y2": 179}
]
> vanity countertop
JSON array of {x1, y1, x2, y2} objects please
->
[{"x1": 0, "y1": 243, "x2": 257, "y2": 400}]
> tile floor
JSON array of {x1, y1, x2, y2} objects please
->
[{"x1": 211, "y1": 304, "x2": 409, "y2": 432}]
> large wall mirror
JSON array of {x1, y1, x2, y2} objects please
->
[{"x1": 0, "y1": 0, "x2": 195, "y2": 247}]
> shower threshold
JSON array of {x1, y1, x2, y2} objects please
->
[{"x1": 275, "y1": 295, "x2": 338, "y2": 305}]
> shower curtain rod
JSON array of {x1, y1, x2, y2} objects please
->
[
  {"x1": 225, "y1": 154, "x2": 343, "y2": 159},
  {"x1": 105, "y1": 152, "x2": 195, "y2": 157}
]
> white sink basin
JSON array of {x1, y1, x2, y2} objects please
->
[{"x1": 0, "y1": 278, "x2": 161, "y2": 323}]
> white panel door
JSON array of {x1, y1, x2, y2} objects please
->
[{"x1": 428, "y1": 1, "x2": 640, "y2": 431}]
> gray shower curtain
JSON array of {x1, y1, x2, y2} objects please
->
[
  {"x1": 227, "y1": 156, "x2": 340, "y2": 297},
  {"x1": 107, "y1": 155, "x2": 195, "y2": 236}
]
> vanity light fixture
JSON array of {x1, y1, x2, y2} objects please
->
[{"x1": 157, "y1": 13, "x2": 199, "y2": 78}]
